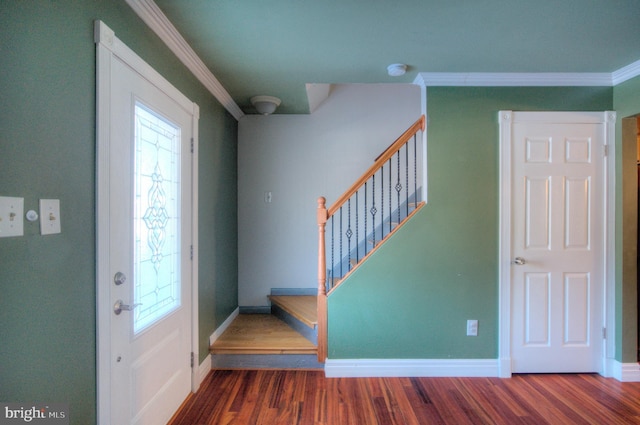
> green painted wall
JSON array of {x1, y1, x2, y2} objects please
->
[
  {"x1": 0, "y1": 1, "x2": 238, "y2": 424},
  {"x1": 613, "y1": 75, "x2": 640, "y2": 362},
  {"x1": 328, "y1": 86, "x2": 613, "y2": 359}
]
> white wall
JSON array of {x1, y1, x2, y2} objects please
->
[{"x1": 238, "y1": 84, "x2": 421, "y2": 306}]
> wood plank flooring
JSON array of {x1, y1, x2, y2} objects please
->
[
  {"x1": 210, "y1": 314, "x2": 316, "y2": 355},
  {"x1": 169, "y1": 370, "x2": 640, "y2": 425},
  {"x1": 268, "y1": 295, "x2": 317, "y2": 328}
]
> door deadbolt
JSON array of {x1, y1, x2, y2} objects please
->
[{"x1": 114, "y1": 272, "x2": 127, "y2": 286}]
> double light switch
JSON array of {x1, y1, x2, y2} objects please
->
[{"x1": 0, "y1": 196, "x2": 61, "y2": 237}]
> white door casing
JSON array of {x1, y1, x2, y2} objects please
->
[
  {"x1": 96, "y1": 21, "x2": 200, "y2": 424},
  {"x1": 498, "y1": 111, "x2": 616, "y2": 377}
]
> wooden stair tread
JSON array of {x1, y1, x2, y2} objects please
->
[
  {"x1": 268, "y1": 295, "x2": 317, "y2": 328},
  {"x1": 210, "y1": 314, "x2": 316, "y2": 355}
]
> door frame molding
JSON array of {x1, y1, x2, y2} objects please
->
[
  {"x1": 498, "y1": 110, "x2": 616, "y2": 378},
  {"x1": 95, "y1": 20, "x2": 200, "y2": 424}
]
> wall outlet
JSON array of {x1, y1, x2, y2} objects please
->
[{"x1": 467, "y1": 319, "x2": 478, "y2": 336}]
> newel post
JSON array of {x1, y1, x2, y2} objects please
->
[{"x1": 317, "y1": 197, "x2": 328, "y2": 362}]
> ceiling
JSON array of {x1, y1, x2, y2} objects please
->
[{"x1": 152, "y1": 0, "x2": 640, "y2": 115}]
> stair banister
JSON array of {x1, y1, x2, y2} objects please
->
[
  {"x1": 327, "y1": 115, "x2": 425, "y2": 217},
  {"x1": 316, "y1": 115, "x2": 425, "y2": 363}
]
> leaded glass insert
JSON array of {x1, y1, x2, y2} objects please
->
[{"x1": 133, "y1": 102, "x2": 181, "y2": 334}]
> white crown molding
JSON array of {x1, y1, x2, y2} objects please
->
[
  {"x1": 414, "y1": 61, "x2": 640, "y2": 87},
  {"x1": 414, "y1": 72, "x2": 613, "y2": 87},
  {"x1": 612, "y1": 59, "x2": 640, "y2": 86},
  {"x1": 125, "y1": 0, "x2": 244, "y2": 121}
]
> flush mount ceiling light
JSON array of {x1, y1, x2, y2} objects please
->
[
  {"x1": 387, "y1": 63, "x2": 407, "y2": 77},
  {"x1": 250, "y1": 95, "x2": 281, "y2": 115}
]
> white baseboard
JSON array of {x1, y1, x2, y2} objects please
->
[
  {"x1": 325, "y1": 357, "x2": 640, "y2": 381},
  {"x1": 324, "y1": 358, "x2": 499, "y2": 378},
  {"x1": 604, "y1": 358, "x2": 640, "y2": 382},
  {"x1": 209, "y1": 307, "x2": 239, "y2": 346},
  {"x1": 198, "y1": 354, "x2": 212, "y2": 383},
  {"x1": 619, "y1": 363, "x2": 640, "y2": 382},
  {"x1": 195, "y1": 308, "x2": 240, "y2": 391}
]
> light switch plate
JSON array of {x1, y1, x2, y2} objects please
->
[
  {"x1": 467, "y1": 319, "x2": 478, "y2": 336},
  {"x1": 40, "y1": 199, "x2": 61, "y2": 235},
  {"x1": 0, "y1": 196, "x2": 24, "y2": 237}
]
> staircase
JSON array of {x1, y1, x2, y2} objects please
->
[
  {"x1": 210, "y1": 293, "x2": 323, "y2": 369},
  {"x1": 316, "y1": 115, "x2": 426, "y2": 362},
  {"x1": 211, "y1": 115, "x2": 426, "y2": 368}
]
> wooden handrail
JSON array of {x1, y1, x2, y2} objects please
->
[{"x1": 327, "y1": 115, "x2": 425, "y2": 217}]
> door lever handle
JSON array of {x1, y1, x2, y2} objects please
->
[
  {"x1": 513, "y1": 257, "x2": 526, "y2": 266},
  {"x1": 113, "y1": 299, "x2": 142, "y2": 315}
]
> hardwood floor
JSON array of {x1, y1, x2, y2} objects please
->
[{"x1": 169, "y1": 370, "x2": 640, "y2": 425}]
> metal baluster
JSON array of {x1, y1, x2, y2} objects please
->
[
  {"x1": 389, "y1": 158, "x2": 392, "y2": 234},
  {"x1": 405, "y1": 143, "x2": 409, "y2": 217},
  {"x1": 364, "y1": 182, "x2": 367, "y2": 256},
  {"x1": 339, "y1": 207, "x2": 343, "y2": 278},
  {"x1": 355, "y1": 191, "x2": 359, "y2": 264},
  {"x1": 330, "y1": 215, "x2": 334, "y2": 290},
  {"x1": 347, "y1": 199, "x2": 352, "y2": 271},
  {"x1": 381, "y1": 165, "x2": 384, "y2": 240},
  {"x1": 371, "y1": 174, "x2": 376, "y2": 247},
  {"x1": 396, "y1": 151, "x2": 401, "y2": 225},
  {"x1": 414, "y1": 134, "x2": 417, "y2": 203}
]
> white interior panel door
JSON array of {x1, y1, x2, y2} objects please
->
[
  {"x1": 96, "y1": 22, "x2": 197, "y2": 425},
  {"x1": 510, "y1": 113, "x2": 604, "y2": 373}
]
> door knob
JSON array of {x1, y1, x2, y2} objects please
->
[
  {"x1": 513, "y1": 257, "x2": 526, "y2": 265},
  {"x1": 113, "y1": 299, "x2": 142, "y2": 315}
]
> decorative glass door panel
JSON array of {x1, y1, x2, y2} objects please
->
[{"x1": 133, "y1": 102, "x2": 182, "y2": 334}]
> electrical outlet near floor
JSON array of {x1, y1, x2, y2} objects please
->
[{"x1": 466, "y1": 319, "x2": 478, "y2": 336}]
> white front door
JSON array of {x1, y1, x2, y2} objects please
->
[
  {"x1": 96, "y1": 22, "x2": 198, "y2": 425},
  {"x1": 505, "y1": 112, "x2": 607, "y2": 373}
]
